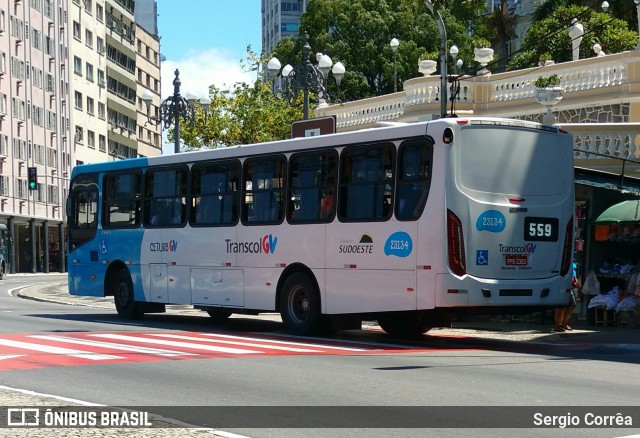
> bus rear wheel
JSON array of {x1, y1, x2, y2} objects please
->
[
  {"x1": 280, "y1": 273, "x2": 322, "y2": 336},
  {"x1": 377, "y1": 311, "x2": 431, "y2": 338},
  {"x1": 114, "y1": 270, "x2": 143, "y2": 319}
]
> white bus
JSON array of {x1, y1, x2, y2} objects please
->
[{"x1": 67, "y1": 117, "x2": 575, "y2": 337}]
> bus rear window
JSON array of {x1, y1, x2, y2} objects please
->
[{"x1": 459, "y1": 128, "x2": 568, "y2": 196}]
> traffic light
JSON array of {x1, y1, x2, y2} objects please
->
[{"x1": 27, "y1": 167, "x2": 37, "y2": 190}]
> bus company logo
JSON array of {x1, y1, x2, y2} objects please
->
[
  {"x1": 384, "y1": 231, "x2": 412, "y2": 257},
  {"x1": 498, "y1": 243, "x2": 536, "y2": 254},
  {"x1": 149, "y1": 239, "x2": 178, "y2": 253},
  {"x1": 225, "y1": 234, "x2": 278, "y2": 254},
  {"x1": 339, "y1": 234, "x2": 373, "y2": 254},
  {"x1": 476, "y1": 210, "x2": 506, "y2": 233}
]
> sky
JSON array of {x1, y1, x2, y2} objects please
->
[{"x1": 155, "y1": 0, "x2": 262, "y2": 101}]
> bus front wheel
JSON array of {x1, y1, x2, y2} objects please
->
[
  {"x1": 114, "y1": 270, "x2": 143, "y2": 319},
  {"x1": 280, "y1": 273, "x2": 322, "y2": 336},
  {"x1": 377, "y1": 311, "x2": 431, "y2": 338}
]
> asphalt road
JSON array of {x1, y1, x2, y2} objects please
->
[{"x1": 1, "y1": 274, "x2": 640, "y2": 438}]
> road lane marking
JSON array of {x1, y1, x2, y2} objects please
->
[
  {"x1": 148, "y1": 333, "x2": 320, "y2": 353},
  {"x1": 30, "y1": 335, "x2": 196, "y2": 357},
  {"x1": 90, "y1": 333, "x2": 262, "y2": 354},
  {"x1": 0, "y1": 338, "x2": 122, "y2": 361}
]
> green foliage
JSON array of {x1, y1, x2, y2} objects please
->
[
  {"x1": 507, "y1": 4, "x2": 637, "y2": 70},
  {"x1": 269, "y1": 0, "x2": 489, "y2": 101},
  {"x1": 172, "y1": 47, "x2": 304, "y2": 149},
  {"x1": 534, "y1": 74, "x2": 561, "y2": 88}
]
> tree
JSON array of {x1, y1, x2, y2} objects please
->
[
  {"x1": 507, "y1": 4, "x2": 637, "y2": 70},
  {"x1": 486, "y1": 0, "x2": 518, "y2": 72},
  {"x1": 269, "y1": 0, "x2": 489, "y2": 101},
  {"x1": 176, "y1": 79, "x2": 304, "y2": 149}
]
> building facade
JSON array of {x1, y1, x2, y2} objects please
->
[
  {"x1": 261, "y1": 0, "x2": 306, "y2": 56},
  {"x1": 0, "y1": 0, "x2": 71, "y2": 274},
  {"x1": 0, "y1": 0, "x2": 160, "y2": 275}
]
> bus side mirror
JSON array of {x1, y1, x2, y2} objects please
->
[{"x1": 65, "y1": 197, "x2": 72, "y2": 217}]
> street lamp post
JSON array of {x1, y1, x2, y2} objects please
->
[
  {"x1": 426, "y1": 0, "x2": 447, "y2": 118},
  {"x1": 390, "y1": 38, "x2": 399, "y2": 92},
  {"x1": 635, "y1": 1, "x2": 640, "y2": 50},
  {"x1": 142, "y1": 69, "x2": 211, "y2": 154},
  {"x1": 267, "y1": 33, "x2": 345, "y2": 120}
]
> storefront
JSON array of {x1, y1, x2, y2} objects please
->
[
  {"x1": 2, "y1": 217, "x2": 65, "y2": 274},
  {"x1": 573, "y1": 168, "x2": 640, "y2": 325}
]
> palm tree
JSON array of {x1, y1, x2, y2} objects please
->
[{"x1": 487, "y1": 0, "x2": 518, "y2": 72}]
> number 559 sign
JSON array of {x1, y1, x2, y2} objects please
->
[{"x1": 524, "y1": 217, "x2": 559, "y2": 242}]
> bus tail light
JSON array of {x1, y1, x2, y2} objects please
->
[
  {"x1": 560, "y1": 217, "x2": 573, "y2": 277},
  {"x1": 447, "y1": 209, "x2": 466, "y2": 276}
]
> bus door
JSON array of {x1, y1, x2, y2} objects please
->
[
  {"x1": 67, "y1": 174, "x2": 99, "y2": 296},
  {"x1": 190, "y1": 161, "x2": 243, "y2": 308},
  {"x1": 325, "y1": 142, "x2": 421, "y2": 314}
]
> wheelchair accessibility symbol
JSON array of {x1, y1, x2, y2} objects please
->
[
  {"x1": 476, "y1": 250, "x2": 488, "y2": 266},
  {"x1": 100, "y1": 240, "x2": 108, "y2": 255}
]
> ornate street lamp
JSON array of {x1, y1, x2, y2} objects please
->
[
  {"x1": 267, "y1": 33, "x2": 345, "y2": 120},
  {"x1": 390, "y1": 38, "x2": 399, "y2": 92},
  {"x1": 142, "y1": 69, "x2": 211, "y2": 154},
  {"x1": 449, "y1": 45, "x2": 459, "y2": 74}
]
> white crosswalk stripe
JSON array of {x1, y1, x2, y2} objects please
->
[
  {"x1": 148, "y1": 333, "x2": 319, "y2": 352},
  {"x1": 89, "y1": 333, "x2": 261, "y2": 354},
  {"x1": 0, "y1": 338, "x2": 122, "y2": 361},
  {"x1": 30, "y1": 335, "x2": 197, "y2": 357}
]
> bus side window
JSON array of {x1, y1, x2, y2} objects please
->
[
  {"x1": 244, "y1": 157, "x2": 285, "y2": 224},
  {"x1": 395, "y1": 140, "x2": 433, "y2": 221},
  {"x1": 288, "y1": 151, "x2": 337, "y2": 224},
  {"x1": 341, "y1": 145, "x2": 393, "y2": 221}
]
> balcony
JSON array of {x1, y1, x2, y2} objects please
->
[{"x1": 316, "y1": 50, "x2": 640, "y2": 180}]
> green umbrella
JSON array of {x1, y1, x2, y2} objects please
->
[{"x1": 594, "y1": 200, "x2": 640, "y2": 224}]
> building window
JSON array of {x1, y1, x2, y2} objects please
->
[
  {"x1": 86, "y1": 63, "x2": 94, "y2": 82},
  {"x1": 96, "y1": 4, "x2": 103, "y2": 22},
  {"x1": 75, "y1": 127, "x2": 83, "y2": 144},
  {"x1": 87, "y1": 130, "x2": 95, "y2": 148},
  {"x1": 74, "y1": 91, "x2": 83, "y2": 110},
  {"x1": 96, "y1": 36, "x2": 104, "y2": 54},
  {"x1": 99, "y1": 134, "x2": 106, "y2": 152},
  {"x1": 86, "y1": 97, "x2": 94, "y2": 115},
  {"x1": 73, "y1": 56, "x2": 82, "y2": 76},
  {"x1": 85, "y1": 29, "x2": 93, "y2": 48},
  {"x1": 73, "y1": 21, "x2": 81, "y2": 40}
]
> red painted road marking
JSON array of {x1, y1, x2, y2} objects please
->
[{"x1": 0, "y1": 331, "x2": 442, "y2": 371}]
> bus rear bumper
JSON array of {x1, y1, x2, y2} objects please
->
[{"x1": 434, "y1": 273, "x2": 572, "y2": 308}]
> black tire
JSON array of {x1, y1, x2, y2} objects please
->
[
  {"x1": 206, "y1": 309, "x2": 232, "y2": 322},
  {"x1": 113, "y1": 270, "x2": 143, "y2": 319},
  {"x1": 377, "y1": 311, "x2": 431, "y2": 338},
  {"x1": 280, "y1": 272, "x2": 323, "y2": 336}
]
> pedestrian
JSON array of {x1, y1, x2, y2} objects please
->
[{"x1": 553, "y1": 263, "x2": 578, "y2": 331}]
